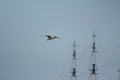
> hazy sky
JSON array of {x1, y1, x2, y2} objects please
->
[{"x1": 0, "y1": 0, "x2": 120, "y2": 80}]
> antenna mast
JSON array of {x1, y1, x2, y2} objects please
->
[
  {"x1": 118, "y1": 70, "x2": 120, "y2": 80},
  {"x1": 70, "y1": 41, "x2": 77, "y2": 80},
  {"x1": 89, "y1": 31, "x2": 98, "y2": 80}
]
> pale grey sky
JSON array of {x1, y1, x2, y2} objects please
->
[{"x1": 0, "y1": 0, "x2": 120, "y2": 80}]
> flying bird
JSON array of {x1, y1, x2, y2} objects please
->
[
  {"x1": 46, "y1": 35, "x2": 60, "y2": 41},
  {"x1": 40, "y1": 35, "x2": 60, "y2": 41}
]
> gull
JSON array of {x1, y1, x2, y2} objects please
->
[
  {"x1": 46, "y1": 35, "x2": 60, "y2": 41},
  {"x1": 40, "y1": 35, "x2": 60, "y2": 41}
]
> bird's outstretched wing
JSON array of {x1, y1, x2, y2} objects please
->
[{"x1": 46, "y1": 35, "x2": 52, "y2": 38}]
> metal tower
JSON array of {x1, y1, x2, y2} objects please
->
[
  {"x1": 70, "y1": 41, "x2": 77, "y2": 80},
  {"x1": 118, "y1": 70, "x2": 120, "y2": 80},
  {"x1": 89, "y1": 31, "x2": 98, "y2": 80}
]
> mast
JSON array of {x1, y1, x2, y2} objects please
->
[
  {"x1": 70, "y1": 41, "x2": 77, "y2": 80},
  {"x1": 89, "y1": 31, "x2": 98, "y2": 80},
  {"x1": 118, "y1": 70, "x2": 120, "y2": 80}
]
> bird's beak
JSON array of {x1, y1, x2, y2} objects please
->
[{"x1": 57, "y1": 37, "x2": 60, "y2": 39}]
